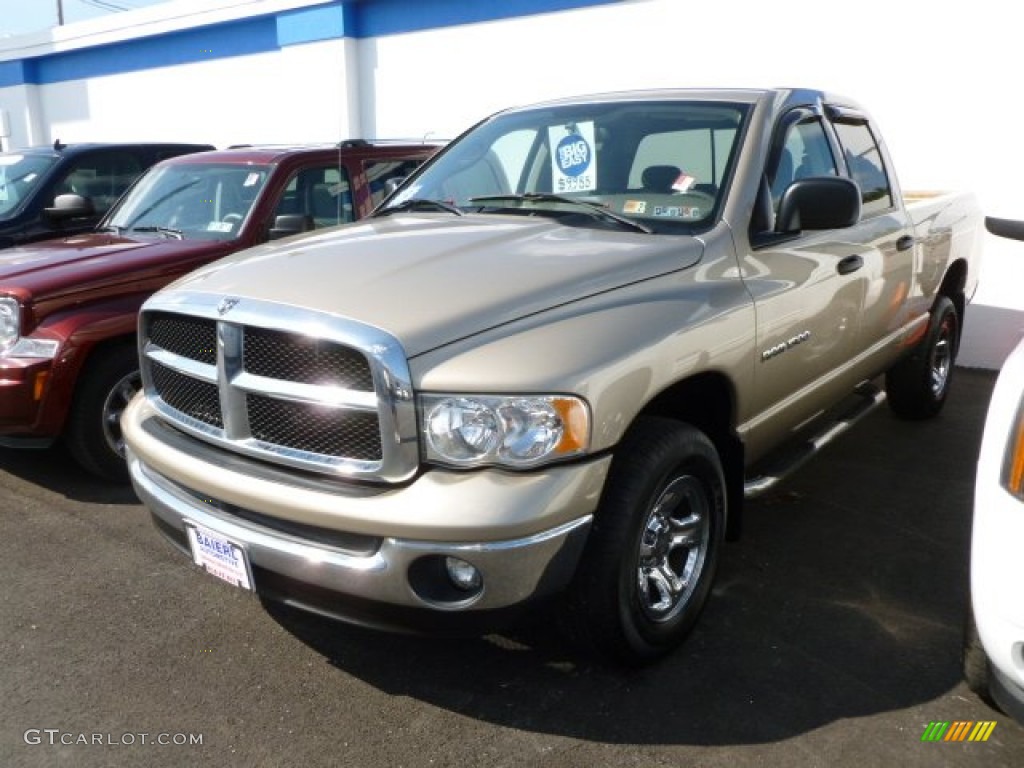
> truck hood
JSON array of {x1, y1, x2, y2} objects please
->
[{"x1": 169, "y1": 214, "x2": 705, "y2": 356}]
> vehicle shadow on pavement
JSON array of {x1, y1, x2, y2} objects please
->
[
  {"x1": 262, "y1": 368, "x2": 998, "y2": 746},
  {"x1": 0, "y1": 441, "x2": 138, "y2": 505}
]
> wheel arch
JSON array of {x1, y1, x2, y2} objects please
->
[
  {"x1": 938, "y1": 258, "x2": 968, "y2": 351},
  {"x1": 45, "y1": 332, "x2": 139, "y2": 437},
  {"x1": 634, "y1": 371, "x2": 745, "y2": 540}
]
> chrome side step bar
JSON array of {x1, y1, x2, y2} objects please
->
[{"x1": 743, "y1": 382, "x2": 887, "y2": 499}]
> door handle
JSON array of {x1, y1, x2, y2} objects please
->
[
  {"x1": 837, "y1": 254, "x2": 863, "y2": 275},
  {"x1": 896, "y1": 235, "x2": 915, "y2": 251}
]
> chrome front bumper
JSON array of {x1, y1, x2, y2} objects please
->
[{"x1": 127, "y1": 445, "x2": 599, "y2": 621}]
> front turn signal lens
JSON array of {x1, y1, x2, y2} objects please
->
[{"x1": 1005, "y1": 401, "x2": 1024, "y2": 499}]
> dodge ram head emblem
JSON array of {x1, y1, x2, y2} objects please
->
[{"x1": 217, "y1": 297, "x2": 240, "y2": 315}]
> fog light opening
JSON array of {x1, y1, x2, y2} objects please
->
[
  {"x1": 408, "y1": 555, "x2": 484, "y2": 605},
  {"x1": 445, "y1": 556, "x2": 482, "y2": 592}
]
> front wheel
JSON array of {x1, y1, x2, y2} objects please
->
[
  {"x1": 65, "y1": 344, "x2": 141, "y2": 483},
  {"x1": 886, "y1": 295, "x2": 958, "y2": 420},
  {"x1": 562, "y1": 417, "x2": 726, "y2": 665}
]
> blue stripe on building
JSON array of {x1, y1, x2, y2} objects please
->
[
  {"x1": 0, "y1": 0, "x2": 621, "y2": 88},
  {"x1": 351, "y1": 0, "x2": 622, "y2": 37}
]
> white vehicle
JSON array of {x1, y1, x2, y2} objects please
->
[{"x1": 964, "y1": 216, "x2": 1024, "y2": 722}]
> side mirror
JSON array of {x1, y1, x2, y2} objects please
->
[
  {"x1": 776, "y1": 177, "x2": 861, "y2": 233},
  {"x1": 44, "y1": 193, "x2": 95, "y2": 220},
  {"x1": 269, "y1": 213, "x2": 314, "y2": 240},
  {"x1": 985, "y1": 216, "x2": 1024, "y2": 242}
]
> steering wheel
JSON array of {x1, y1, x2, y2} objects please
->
[{"x1": 221, "y1": 213, "x2": 243, "y2": 225}]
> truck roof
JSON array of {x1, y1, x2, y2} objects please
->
[
  {"x1": 12, "y1": 141, "x2": 215, "y2": 158},
  {"x1": 503, "y1": 87, "x2": 861, "y2": 112}
]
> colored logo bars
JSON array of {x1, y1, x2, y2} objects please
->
[{"x1": 921, "y1": 721, "x2": 997, "y2": 742}]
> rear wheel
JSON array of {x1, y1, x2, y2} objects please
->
[
  {"x1": 562, "y1": 417, "x2": 726, "y2": 665},
  {"x1": 65, "y1": 344, "x2": 140, "y2": 483},
  {"x1": 886, "y1": 295, "x2": 958, "y2": 419}
]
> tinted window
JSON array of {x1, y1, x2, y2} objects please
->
[
  {"x1": 275, "y1": 165, "x2": 353, "y2": 229},
  {"x1": 770, "y1": 117, "x2": 838, "y2": 207},
  {"x1": 55, "y1": 151, "x2": 143, "y2": 214},
  {"x1": 831, "y1": 120, "x2": 892, "y2": 215},
  {"x1": 364, "y1": 159, "x2": 426, "y2": 209}
]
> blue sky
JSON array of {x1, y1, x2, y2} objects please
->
[{"x1": 0, "y1": 0, "x2": 170, "y2": 38}]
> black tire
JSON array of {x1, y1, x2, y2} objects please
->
[
  {"x1": 65, "y1": 344, "x2": 141, "y2": 483},
  {"x1": 963, "y1": 604, "x2": 993, "y2": 704},
  {"x1": 562, "y1": 417, "x2": 726, "y2": 666},
  {"x1": 886, "y1": 295, "x2": 958, "y2": 420}
]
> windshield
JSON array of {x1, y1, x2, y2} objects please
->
[
  {"x1": 0, "y1": 154, "x2": 59, "y2": 220},
  {"x1": 105, "y1": 163, "x2": 272, "y2": 241},
  {"x1": 388, "y1": 100, "x2": 749, "y2": 233}
]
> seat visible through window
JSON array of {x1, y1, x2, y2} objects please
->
[{"x1": 641, "y1": 165, "x2": 681, "y2": 193}]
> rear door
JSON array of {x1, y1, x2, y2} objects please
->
[
  {"x1": 741, "y1": 107, "x2": 870, "y2": 440},
  {"x1": 826, "y1": 107, "x2": 915, "y2": 373}
]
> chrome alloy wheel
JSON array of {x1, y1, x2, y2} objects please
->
[
  {"x1": 636, "y1": 474, "x2": 711, "y2": 622},
  {"x1": 101, "y1": 369, "x2": 142, "y2": 458},
  {"x1": 929, "y1": 315, "x2": 955, "y2": 398}
]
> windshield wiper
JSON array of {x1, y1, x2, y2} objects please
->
[
  {"x1": 373, "y1": 198, "x2": 464, "y2": 217},
  {"x1": 470, "y1": 193, "x2": 652, "y2": 234},
  {"x1": 130, "y1": 226, "x2": 184, "y2": 240}
]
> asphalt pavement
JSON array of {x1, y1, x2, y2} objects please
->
[{"x1": 1, "y1": 367, "x2": 1021, "y2": 768}]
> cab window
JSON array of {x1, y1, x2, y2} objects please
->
[
  {"x1": 770, "y1": 117, "x2": 838, "y2": 208},
  {"x1": 55, "y1": 151, "x2": 143, "y2": 214},
  {"x1": 831, "y1": 119, "x2": 893, "y2": 215},
  {"x1": 364, "y1": 159, "x2": 426, "y2": 209},
  {"x1": 275, "y1": 166, "x2": 353, "y2": 229}
]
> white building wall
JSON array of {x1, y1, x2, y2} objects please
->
[
  {"x1": 0, "y1": 0, "x2": 1019, "y2": 367},
  {"x1": 34, "y1": 39, "x2": 360, "y2": 149}
]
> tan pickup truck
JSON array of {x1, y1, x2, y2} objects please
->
[{"x1": 122, "y1": 88, "x2": 983, "y2": 664}]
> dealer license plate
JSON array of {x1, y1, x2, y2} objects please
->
[{"x1": 185, "y1": 522, "x2": 253, "y2": 591}]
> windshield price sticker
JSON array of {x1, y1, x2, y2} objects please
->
[
  {"x1": 549, "y1": 121, "x2": 597, "y2": 194},
  {"x1": 186, "y1": 522, "x2": 252, "y2": 590}
]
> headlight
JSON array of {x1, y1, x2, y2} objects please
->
[
  {"x1": 0, "y1": 297, "x2": 20, "y2": 354},
  {"x1": 422, "y1": 394, "x2": 590, "y2": 468}
]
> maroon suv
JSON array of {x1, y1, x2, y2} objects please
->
[{"x1": 0, "y1": 140, "x2": 439, "y2": 480}]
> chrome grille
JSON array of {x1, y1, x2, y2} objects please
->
[
  {"x1": 139, "y1": 293, "x2": 418, "y2": 483},
  {"x1": 246, "y1": 394, "x2": 381, "y2": 459},
  {"x1": 243, "y1": 327, "x2": 373, "y2": 390},
  {"x1": 149, "y1": 312, "x2": 217, "y2": 364},
  {"x1": 151, "y1": 362, "x2": 223, "y2": 429}
]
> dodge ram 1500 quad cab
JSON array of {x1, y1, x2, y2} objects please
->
[
  {"x1": 123, "y1": 88, "x2": 983, "y2": 664},
  {"x1": 0, "y1": 140, "x2": 438, "y2": 480}
]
